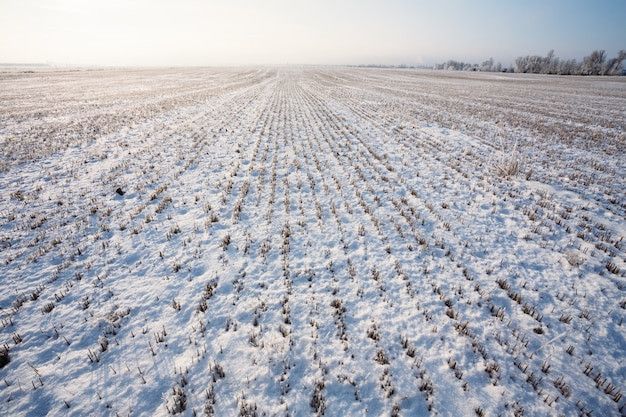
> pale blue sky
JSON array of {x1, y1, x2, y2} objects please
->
[{"x1": 0, "y1": 0, "x2": 624, "y2": 65}]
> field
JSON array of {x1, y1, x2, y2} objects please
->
[{"x1": 0, "y1": 67, "x2": 625, "y2": 416}]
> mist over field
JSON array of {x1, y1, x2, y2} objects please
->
[{"x1": 1, "y1": 2, "x2": 625, "y2": 417}]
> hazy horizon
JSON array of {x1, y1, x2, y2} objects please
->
[{"x1": 1, "y1": 0, "x2": 625, "y2": 67}]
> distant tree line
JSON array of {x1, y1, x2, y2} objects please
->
[
  {"x1": 433, "y1": 58, "x2": 513, "y2": 73},
  {"x1": 434, "y1": 50, "x2": 626, "y2": 75}
]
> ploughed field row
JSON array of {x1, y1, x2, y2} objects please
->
[{"x1": 0, "y1": 68, "x2": 625, "y2": 416}]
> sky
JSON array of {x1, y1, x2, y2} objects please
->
[{"x1": 0, "y1": 0, "x2": 624, "y2": 66}]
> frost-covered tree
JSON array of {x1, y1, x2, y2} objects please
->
[
  {"x1": 435, "y1": 58, "x2": 504, "y2": 72},
  {"x1": 603, "y1": 50, "x2": 626, "y2": 75},
  {"x1": 437, "y1": 49, "x2": 624, "y2": 75},
  {"x1": 515, "y1": 51, "x2": 560, "y2": 74},
  {"x1": 581, "y1": 50, "x2": 606, "y2": 75},
  {"x1": 557, "y1": 59, "x2": 580, "y2": 75},
  {"x1": 480, "y1": 58, "x2": 494, "y2": 72},
  {"x1": 544, "y1": 50, "x2": 559, "y2": 74}
]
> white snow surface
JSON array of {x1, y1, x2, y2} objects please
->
[{"x1": 0, "y1": 67, "x2": 625, "y2": 416}]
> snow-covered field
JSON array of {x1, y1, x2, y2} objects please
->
[{"x1": 1, "y1": 67, "x2": 625, "y2": 417}]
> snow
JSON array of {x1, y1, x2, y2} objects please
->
[{"x1": 0, "y1": 67, "x2": 625, "y2": 416}]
